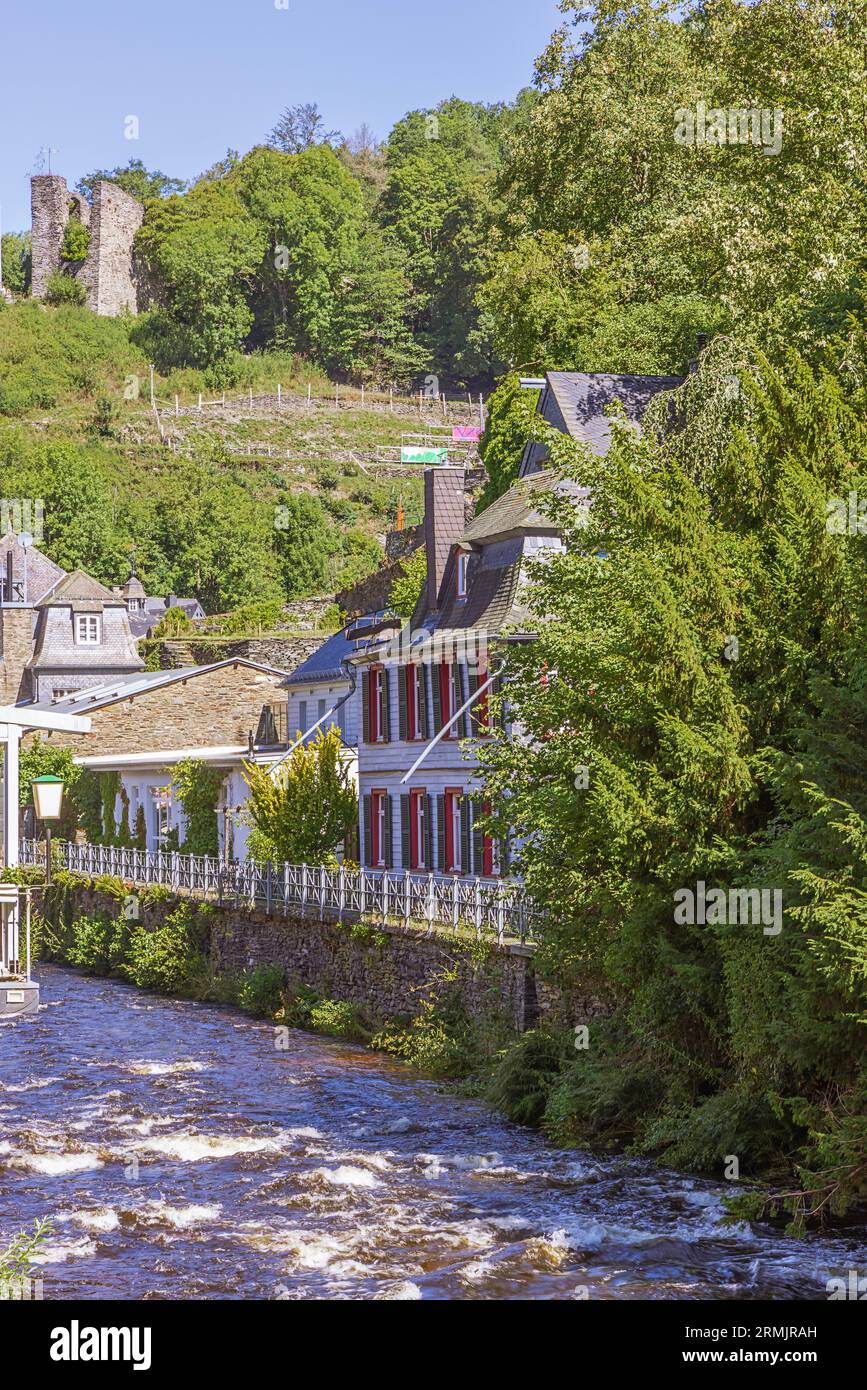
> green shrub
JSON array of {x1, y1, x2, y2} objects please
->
[
  {"x1": 66, "y1": 912, "x2": 129, "y2": 975},
  {"x1": 44, "y1": 271, "x2": 86, "y2": 307},
  {"x1": 485, "y1": 1027, "x2": 571, "y2": 1127},
  {"x1": 61, "y1": 220, "x2": 91, "y2": 263},
  {"x1": 308, "y1": 997, "x2": 371, "y2": 1042},
  {"x1": 237, "y1": 964, "x2": 286, "y2": 1017},
  {"x1": 123, "y1": 903, "x2": 208, "y2": 995}
]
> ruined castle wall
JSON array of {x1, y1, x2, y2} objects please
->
[
  {"x1": 30, "y1": 175, "x2": 144, "y2": 316},
  {"x1": 30, "y1": 175, "x2": 71, "y2": 300},
  {"x1": 86, "y1": 182, "x2": 144, "y2": 316}
]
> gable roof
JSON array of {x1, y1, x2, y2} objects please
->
[
  {"x1": 0, "y1": 530, "x2": 66, "y2": 605},
  {"x1": 520, "y1": 370, "x2": 682, "y2": 475},
  {"x1": 283, "y1": 627, "x2": 362, "y2": 686},
  {"x1": 38, "y1": 569, "x2": 121, "y2": 607},
  {"x1": 461, "y1": 470, "x2": 587, "y2": 546},
  {"x1": 22, "y1": 658, "x2": 293, "y2": 719}
]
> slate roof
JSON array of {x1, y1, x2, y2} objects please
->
[
  {"x1": 283, "y1": 627, "x2": 360, "y2": 686},
  {"x1": 461, "y1": 470, "x2": 588, "y2": 546},
  {"x1": 432, "y1": 538, "x2": 524, "y2": 636},
  {"x1": 38, "y1": 569, "x2": 122, "y2": 608},
  {"x1": 24, "y1": 658, "x2": 293, "y2": 715},
  {"x1": 520, "y1": 371, "x2": 682, "y2": 475},
  {"x1": 0, "y1": 531, "x2": 66, "y2": 605}
]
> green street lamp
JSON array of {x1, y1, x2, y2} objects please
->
[{"x1": 31, "y1": 775, "x2": 65, "y2": 885}]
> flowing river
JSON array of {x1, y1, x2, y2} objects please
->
[{"x1": 1, "y1": 966, "x2": 863, "y2": 1301}]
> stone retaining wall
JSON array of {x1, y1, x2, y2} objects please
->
[
  {"x1": 209, "y1": 908, "x2": 534, "y2": 1030},
  {"x1": 52, "y1": 880, "x2": 541, "y2": 1031},
  {"x1": 50, "y1": 880, "x2": 608, "y2": 1034}
]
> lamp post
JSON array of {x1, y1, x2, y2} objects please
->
[{"x1": 31, "y1": 774, "x2": 64, "y2": 886}]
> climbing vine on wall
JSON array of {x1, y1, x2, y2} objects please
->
[{"x1": 171, "y1": 759, "x2": 224, "y2": 856}]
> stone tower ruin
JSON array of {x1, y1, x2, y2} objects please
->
[{"x1": 30, "y1": 174, "x2": 145, "y2": 316}]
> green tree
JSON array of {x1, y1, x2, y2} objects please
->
[
  {"x1": 242, "y1": 727, "x2": 356, "y2": 864},
  {"x1": 77, "y1": 159, "x2": 187, "y2": 204},
  {"x1": 267, "y1": 102, "x2": 340, "y2": 154},
  {"x1": 1, "y1": 232, "x2": 31, "y2": 294},
  {"x1": 479, "y1": 341, "x2": 867, "y2": 1223},
  {"x1": 273, "y1": 493, "x2": 335, "y2": 599},
  {"x1": 60, "y1": 221, "x2": 90, "y2": 263},
  {"x1": 389, "y1": 546, "x2": 427, "y2": 618},
  {"x1": 477, "y1": 372, "x2": 539, "y2": 508}
]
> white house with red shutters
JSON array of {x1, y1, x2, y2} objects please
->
[
  {"x1": 347, "y1": 463, "x2": 569, "y2": 878},
  {"x1": 346, "y1": 368, "x2": 684, "y2": 879}
]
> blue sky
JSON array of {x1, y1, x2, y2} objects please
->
[{"x1": 0, "y1": 0, "x2": 565, "y2": 230}]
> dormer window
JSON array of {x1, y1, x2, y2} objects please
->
[
  {"x1": 75, "y1": 614, "x2": 101, "y2": 645},
  {"x1": 457, "y1": 551, "x2": 470, "y2": 598}
]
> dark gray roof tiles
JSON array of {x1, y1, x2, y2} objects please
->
[
  {"x1": 521, "y1": 370, "x2": 682, "y2": 474},
  {"x1": 460, "y1": 471, "x2": 585, "y2": 546},
  {"x1": 282, "y1": 627, "x2": 359, "y2": 686}
]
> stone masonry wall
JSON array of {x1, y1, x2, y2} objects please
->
[
  {"x1": 31, "y1": 175, "x2": 144, "y2": 316},
  {"x1": 27, "y1": 662, "x2": 289, "y2": 757},
  {"x1": 0, "y1": 608, "x2": 34, "y2": 703},
  {"x1": 54, "y1": 880, "x2": 538, "y2": 1032},
  {"x1": 30, "y1": 176, "x2": 70, "y2": 300},
  {"x1": 86, "y1": 182, "x2": 144, "y2": 316},
  {"x1": 209, "y1": 909, "x2": 533, "y2": 1031}
]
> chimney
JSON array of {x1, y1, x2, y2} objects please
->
[
  {"x1": 424, "y1": 465, "x2": 466, "y2": 609},
  {"x1": 688, "y1": 332, "x2": 708, "y2": 375}
]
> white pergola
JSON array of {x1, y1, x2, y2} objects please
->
[{"x1": 0, "y1": 704, "x2": 91, "y2": 977}]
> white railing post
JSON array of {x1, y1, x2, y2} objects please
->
[
  {"x1": 404, "y1": 871, "x2": 410, "y2": 928},
  {"x1": 427, "y1": 873, "x2": 435, "y2": 932},
  {"x1": 474, "y1": 877, "x2": 482, "y2": 939},
  {"x1": 451, "y1": 877, "x2": 459, "y2": 931},
  {"x1": 283, "y1": 863, "x2": 290, "y2": 916},
  {"x1": 319, "y1": 865, "x2": 326, "y2": 921},
  {"x1": 497, "y1": 881, "x2": 505, "y2": 946},
  {"x1": 338, "y1": 863, "x2": 346, "y2": 921},
  {"x1": 382, "y1": 871, "x2": 389, "y2": 925}
]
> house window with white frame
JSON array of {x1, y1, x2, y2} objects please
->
[
  {"x1": 75, "y1": 614, "x2": 101, "y2": 645},
  {"x1": 457, "y1": 551, "x2": 470, "y2": 598}
]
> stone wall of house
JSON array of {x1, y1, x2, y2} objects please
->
[
  {"x1": 27, "y1": 662, "x2": 290, "y2": 757},
  {"x1": 0, "y1": 607, "x2": 34, "y2": 703},
  {"x1": 30, "y1": 175, "x2": 145, "y2": 316}
]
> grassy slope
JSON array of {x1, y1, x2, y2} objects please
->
[{"x1": 0, "y1": 301, "x2": 435, "y2": 602}]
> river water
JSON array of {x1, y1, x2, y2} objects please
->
[{"x1": 0, "y1": 966, "x2": 863, "y2": 1301}]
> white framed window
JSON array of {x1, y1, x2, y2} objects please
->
[
  {"x1": 457, "y1": 552, "x2": 470, "y2": 598},
  {"x1": 75, "y1": 614, "x2": 101, "y2": 645}
]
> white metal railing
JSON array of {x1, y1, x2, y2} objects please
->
[{"x1": 18, "y1": 840, "x2": 538, "y2": 945}]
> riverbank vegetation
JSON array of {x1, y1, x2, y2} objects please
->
[{"x1": 479, "y1": 340, "x2": 867, "y2": 1233}]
